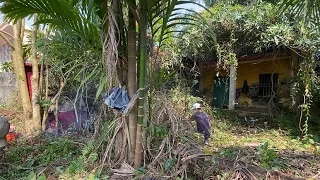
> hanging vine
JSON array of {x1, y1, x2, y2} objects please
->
[
  {"x1": 296, "y1": 49, "x2": 316, "y2": 136},
  {"x1": 215, "y1": 30, "x2": 238, "y2": 74}
]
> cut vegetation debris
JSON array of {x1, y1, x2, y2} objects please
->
[{"x1": 1, "y1": 105, "x2": 319, "y2": 180}]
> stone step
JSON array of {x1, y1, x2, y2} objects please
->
[
  {"x1": 236, "y1": 104, "x2": 270, "y2": 111},
  {"x1": 237, "y1": 110, "x2": 270, "y2": 118}
]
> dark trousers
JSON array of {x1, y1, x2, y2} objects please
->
[{"x1": 198, "y1": 128, "x2": 210, "y2": 141}]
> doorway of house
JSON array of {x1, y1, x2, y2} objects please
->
[{"x1": 213, "y1": 76, "x2": 229, "y2": 108}]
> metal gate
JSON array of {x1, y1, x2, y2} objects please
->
[
  {"x1": 258, "y1": 73, "x2": 279, "y2": 98},
  {"x1": 213, "y1": 76, "x2": 229, "y2": 108}
]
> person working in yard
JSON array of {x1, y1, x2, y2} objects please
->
[{"x1": 187, "y1": 103, "x2": 211, "y2": 145}]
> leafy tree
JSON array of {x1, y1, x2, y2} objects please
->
[
  {"x1": 174, "y1": 0, "x2": 320, "y2": 135},
  {"x1": 0, "y1": 0, "x2": 209, "y2": 169}
]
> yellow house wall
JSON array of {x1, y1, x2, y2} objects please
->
[
  {"x1": 236, "y1": 58, "x2": 291, "y2": 88},
  {"x1": 200, "y1": 58, "x2": 291, "y2": 92}
]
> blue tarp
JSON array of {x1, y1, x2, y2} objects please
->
[{"x1": 102, "y1": 87, "x2": 129, "y2": 114}]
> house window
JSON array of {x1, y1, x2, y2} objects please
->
[{"x1": 259, "y1": 73, "x2": 279, "y2": 97}]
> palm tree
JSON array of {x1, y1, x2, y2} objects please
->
[
  {"x1": 0, "y1": 0, "x2": 209, "y2": 168},
  {"x1": 12, "y1": 19, "x2": 32, "y2": 123},
  {"x1": 280, "y1": 0, "x2": 320, "y2": 26},
  {"x1": 1, "y1": 0, "x2": 101, "y2": 134},
  {"x1": 127, "y1": 0, "x2": 137, "y2": 164},
  {"x1": 31, "y1": 14, "x2": 41, "y2": 132}
]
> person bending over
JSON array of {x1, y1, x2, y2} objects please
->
[{"x1": 188, "y1": 103, "x2": 211, "y2": 145}]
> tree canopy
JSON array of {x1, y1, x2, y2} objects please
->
[{"x1": 174, "y1": 0, "x2": 320, "y2": 64}]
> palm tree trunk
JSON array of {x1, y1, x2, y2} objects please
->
[
  {"x1": 127, "y1": 0, "x2": 137, "y2": 164},
  {"x1": 31, "y1": 14, "x2": 41, "y2": 132},
  {"x1": 111, "y1": 0, "x2": 125, "y2": 156},
  {"x1": 134, "y1": 0, "x2": 147, "y2": 169},
  {"x1": 41, "y1": 65, "x2": 49, "y2": 131},
  {"x1": 12, "y1": 19, "x2": 32, "y2": 122}
]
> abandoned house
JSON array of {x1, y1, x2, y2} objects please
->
[{"x1": 198, "y1": 50, "x2": 301, "y2": 111}]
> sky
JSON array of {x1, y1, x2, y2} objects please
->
[
  {"x1": 179, "y1": 2, "x2": 204, "y2": 12},
  {"x1": 0, "y1": 2, "x2": 204, "y2": 29}
]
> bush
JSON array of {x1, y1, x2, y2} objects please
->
[{"x1": 2, "y1": 135, "x2": 81, "y2": 179}]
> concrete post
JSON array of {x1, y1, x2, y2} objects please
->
[
  {"x1": 290, "y1": 51, "x2": 299, "y2": 109},
  {"x1": 229, "y1": 64, "x2": 237, "y2": 110}
]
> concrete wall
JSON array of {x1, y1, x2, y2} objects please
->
[
  {"x1": 200, "y1": 57, "x2": 292, "y2": 96},
  {"x1": 0, "y1": 72, "x2": 18, "y2": 104},
  {"x1": 0, "y1": 44, "x2": 12, "y2": 63},
  {"x1": 237, "y1": 58, "x2": 291, "y2": 89}
]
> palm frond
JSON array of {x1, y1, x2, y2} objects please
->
[
  {"x1": 149, "y1": 0, "x2": 215, "y2": 50},
  {"x1": 0, "y1": 0, "x2": 101, "y2": 48},
  {"x1": 280, "y1": 0, "x2": 320, "y2": 26}
]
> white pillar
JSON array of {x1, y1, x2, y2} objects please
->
[
  {"x1": 290, "y1": 51, "x2": 298, "y2": 108},
  {"x1": 229, "y1": 64, "x2": 237, "y2": 110}
]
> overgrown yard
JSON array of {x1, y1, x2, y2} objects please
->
[
  {"x1": 1, "y1": 0, "x2": 320, "y2": 179},
  {"x1": 205, "y1": 110, "x2": 320, "y2": 179},
  {"x1": 1, "y1": 108, "x2": 319, "y2": 180}
]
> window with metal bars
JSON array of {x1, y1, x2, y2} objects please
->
[{"x1": 258, "y1": 73, "x2": 279, "y2": 97}]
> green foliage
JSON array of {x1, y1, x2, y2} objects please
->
[
  {"x1": 215, "y1": 31, "x2": 237, "y2": 71},
  {"x1": 24, "y1": 172, "x2": 47, "y2": 180},
  {"x1": 149, "y1": 66, "x2": 176, "y2": 91},
  {"x1": 3, "y1": 135, "x2": 81, "y2": 179},
  {"x1": 173, "y1": 0, "x2": 320, "y2": 137},
  {"x1": 219, "y1": 148, "x2": 238, "y2": 159},
  {"x1": 164, "y1": 158, "x2": 177, "y2": 171},
  {"x1": 38, "y1": 99, "x2": 52, "y2": 110},
  {"x1": 66, "y1": 157, "x2": 85, "y2": 174},
  {"x1": 147, "y1": 124, "x2": 169, "y2": 139},
  {"x1": 0, "y1": 61, "x2": 13, "y2": 72},
  {"x1": 133, "y1": 167, "x2": 146, "y2": 177},
  {"x1": 64, "y1": 141, "x2": 97, "y2": 175},
  {"x1": 37, "y1": 140, "x2": 78, "y2": 164},
  {"x1": 256, "y1": 141, "x2": 277, "y2": 168},
  {"x1": 280, "y1": 0, "x2": 320, "y2": 27},
  {"x1": 0, "y1": 0, "x2": 104, "y2": 108},
  {"x1": 4, "y1": 138, "x2": 101, "y2": 179},
  {"x1": 0, "y1": 0, "x2": 101, "y2": 49},
  {"x1": 174, "y1": 1, "x2": 282, "y2": 62},
  {"x1": 173, "y1": 1, "x2": 320, "y2": 66}
]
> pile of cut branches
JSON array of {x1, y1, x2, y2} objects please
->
[{"x1": 107, "y1": 89, "x2": 215, "y2": 179}]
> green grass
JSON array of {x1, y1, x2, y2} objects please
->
[
  {"x1": 208, "y1": 110, "x2": 317, "y2": 153},
  {"x1": 1, "y1": 135, "x2": 82, "y2": 179},
  {"x1": 201, "y1": 109, "x2": 320, "y2": 177}
]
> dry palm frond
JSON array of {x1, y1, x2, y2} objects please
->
[
  {"x1": 110, "y1": 162, "x2": 135, "y2": 180},
  {"x1": 103, "y1": 5, "x2": 120, "y2": 89},
  {"x1": 141, "y1": 90, "x2": 212, "y2": 179}
]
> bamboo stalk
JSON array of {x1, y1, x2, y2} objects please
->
[
  {"x1": 134, "y1": 0, "x2": 147, "y2": 169},
  {"x1": 127, "y1": 0, "x2": 137, "y2": 164},
  {"x1": 41, "y1": 65, "x2": 49, "y2": 132}
]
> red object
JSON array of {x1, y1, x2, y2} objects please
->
[
  {"x1": 47, "y1": 111, "x2": 78, "y2": 131},
  {"x1": 24, "y1": 61, "x2": 44, "y2": 101},
  {"x1": 26, "y1": 72, "x2": 32, "y2": 100},
  {"x1": 6, "y1": 132, "x2": 17, "y2": 142}
]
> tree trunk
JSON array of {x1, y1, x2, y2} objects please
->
[
  {"x1": 127, "y1": 0, "x2": 137, "y2": 164},
  {"x1": 134, "y1": 0, "x2": 147, "y2": 169},
  {"x1": 111, "y1": 0, "x2": 124, "y2": 156},
  {"x1": 31, "y1": 14, "x2": 41, "y2": 132},
  {"x1": 114, "y1": 115, "x2": 124, "y2": 160},
  {"x1": 41, "y1": 65, "x2": 49, "y2": 131},
  {"x1": 12, "y1": 19, "x2": 32, "y2": 123}
]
